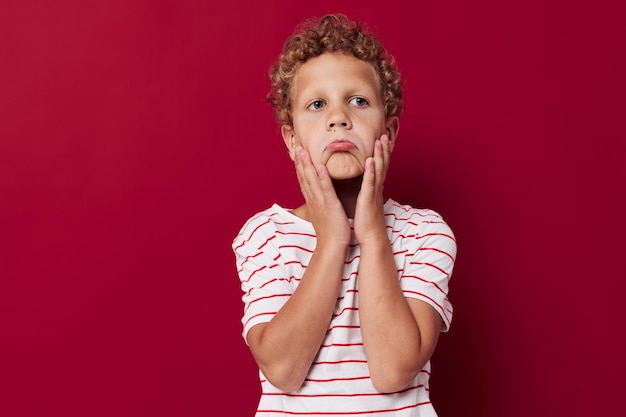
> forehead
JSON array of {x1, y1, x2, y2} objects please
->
[{"x1": 291, "y1": 53, "x2": 381, "y2": 100}]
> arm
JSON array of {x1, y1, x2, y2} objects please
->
[
  {"x1": 354, "y1": 136, "x2": 443, "y2": 393},
  {"x1": 247, "y1": 146, "x2": 351, "y2": 392},
  {"x1": 247, "y1": 243, "x2": 346, "y2": 392},
  {"x1": 357, "y1": 236, "x2": 442, "y2": 393}
]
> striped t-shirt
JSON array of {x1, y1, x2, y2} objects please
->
[{"x1": 232, "y1": 199, "x2": 456, "y2": 416}]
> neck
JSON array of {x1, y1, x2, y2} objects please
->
[{"x1": 332, "y1": 176, "x2": 362, "y2": 218}]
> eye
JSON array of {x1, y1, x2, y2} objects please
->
[
  {"x1": 349, "y1": 96, "x2": 369, "y2": 107},
  {"x1": 307, "y1": 100, "x2": 325, "y2": 110}
]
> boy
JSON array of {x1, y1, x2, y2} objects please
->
[{"x1": 232, "y1": 14, "x2": 456, "y2": 416}]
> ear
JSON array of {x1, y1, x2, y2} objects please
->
[
  {"x1": 281, "y1": 125, "x2": 296, "y2": 161},
  {"x1": 385, "y1": 117, "x2": 400, "y2": 152}
]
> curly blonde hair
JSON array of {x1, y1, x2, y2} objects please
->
[{"x1": 268, "y1": 14, "x2": 405, "y2": 127}]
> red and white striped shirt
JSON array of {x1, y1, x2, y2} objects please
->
[{"x1": 233, "y1": 199, "x2": 456, "y2": 416}]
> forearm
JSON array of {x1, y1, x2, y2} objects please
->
[
  {"x1": 357, "y1": 237, "x2": 433, "y2": 392},
  {"x1": 248, "y1": 242, "x2": 347, "y2": 392}
]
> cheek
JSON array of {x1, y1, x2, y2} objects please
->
[
  {"x1": 363, "y1": 141, "x2": 376, "y2": 158},
  {"x1": 294, "y1": 134, "x2": 322, "y2": 162},
  {"x1": 308, "y1": 147, "x2": 326, "y2": 165}
]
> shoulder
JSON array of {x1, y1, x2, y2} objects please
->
[
  {"x1": 232, "y1": 204, "x2": 307, "y2": 252},
  {"x1": 385, "y1": 199, "x2": 453, "y2": 233},
  {"x1": 232, "y1": 205, "x2": 281, "y2": 248},
  {"x1": 385, "y1": 199, "x2": 456, "y2": 253}
]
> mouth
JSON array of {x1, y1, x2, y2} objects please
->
[{"x1": 325, "y1": 139, "x2": 357, "y2": 152}]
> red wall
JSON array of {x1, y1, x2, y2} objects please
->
[{"x1": 1, "y1": 1, "x2": 624, "y2": 416}]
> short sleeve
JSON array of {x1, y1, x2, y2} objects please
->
[
  {"x1": 232, "y1": 215, "x2": 295, "y2": 343},
  {"x1": 399, "y1": 217, "x2": 456, "y2": 332}
]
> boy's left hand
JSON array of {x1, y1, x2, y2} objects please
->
[{"x1": 353, "y1": 134, "x2": 391, "y2": 245}]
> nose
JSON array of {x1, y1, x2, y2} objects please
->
[{"x1": 327, "y1": 105, "x2": 352, "y2": 131}]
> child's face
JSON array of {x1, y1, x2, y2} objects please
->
[{"x1": 282, "y1": 53, "x2": 398, "y2": 180}]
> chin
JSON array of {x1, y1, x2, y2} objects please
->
[
  {"x1": 328, "y1": 170, "x2": 364, "y2": 181},
  {"x1": 325, "y1": 157, "x2": 364, "y2": 180}
]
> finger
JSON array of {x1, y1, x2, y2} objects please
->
[
  {"x1": 359, "y1": 156, "x2": 376, "y2": 202},
  {"x1": 294, "y1": 147, "x2": 306, "y2": 186},
  {"x1": 381, "y1": 134, "x2": 392, "y2": 176},
  {"x1": 294, "y1": 147, "x2": 314, "y2": 201},
  {"x1": 380, "y1": 135, "x2": 391, "y2": 183},
  {"x1": 314, "y1": 162, "x2": 336, "y2": 197},
  {"x1": 295, "y1": 146, "x2": 324, "y2": 201},
  {"x1": 375, "y1": 139, "x2": 384, "y2": 178},
  {"x1": 371, "y1": 138, "x2": 386, "y2": 191}
]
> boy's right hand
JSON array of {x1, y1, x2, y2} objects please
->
[{"x1": 294, "y1": 145, "x2": 351, "y2": 248}]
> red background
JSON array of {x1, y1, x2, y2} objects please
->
[{"x1": 1, "y1": 1, "x2": 624, "y2": 416}]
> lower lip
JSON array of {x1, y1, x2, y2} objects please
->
[{"x1": 327, "y1": 141, "x2": 356, "y2": 151}]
